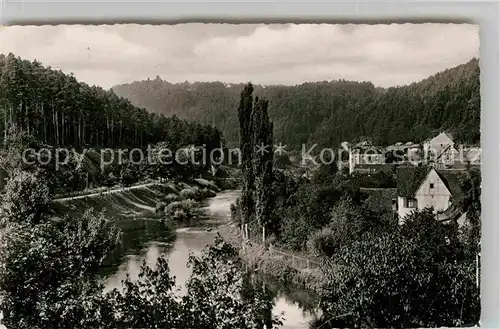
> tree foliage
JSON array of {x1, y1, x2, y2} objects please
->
[
  {"x1": 0, "y1": 207, "x2": 120, "y2": 328},
  {"x1": 0, "y1": 53, "x2": 223, "y2": 152},
  {"x1": 113, "y1": 59, "x2": 480, "y2": 148},
  {"x1": 319, "y1": 209, "x2": 479, "y2": 328},
  {"x1": 237, "y1": 83, "x2": 275, "y2": 230},
  {"x1": 238, "y1": 83, "x2": 256, "y2": 224},
  {"x1": 0, "y1": 169, "x2": 281, "y2": 329},
  {"x1": 0, "y1": 170, "x2": 52, "y2": 225}
]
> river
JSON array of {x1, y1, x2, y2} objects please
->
[{"x1": 102, "y1": 190, "x2": 319, "y2": 329}]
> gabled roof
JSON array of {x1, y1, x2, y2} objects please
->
[
  {"x1": 443, "y1": 132, "x2": 454, "y2": 141},
  {"x1": 396, "y1": 166, "x2": 430, "y2": 197},
  {"x1": 352, "y1": 145, "x2": 385, "y2": 153},
  {"x1": 436, "y1": 170, "x2": 465, "y2": 200},
  {"x1": 429, "y1": 131, "x2": 454, "y2": 145},
  {"x1": 361, "y1": 187, "x2": 398, "y2": 212},
  {"x1": 396, "y1": 166, "x2": 465, "y2": 199},
  {"x1": 437, "y1": 201, "x2": 465, "y2": 223}
]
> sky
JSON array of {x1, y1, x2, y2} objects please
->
[{"x1": 0, "y1": 23, "x2": 479, "y2": 89}]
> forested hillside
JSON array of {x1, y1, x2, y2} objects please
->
[
  {"x1": 113, "y1": 58, "x2": 480, "y2": 148},
  {"x1": 0, "y1": 53, "x2": 223, "y2": 151}
]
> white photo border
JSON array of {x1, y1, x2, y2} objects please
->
[{"x1": 1, "y1": 1, "x2": 498, "y2": 327}]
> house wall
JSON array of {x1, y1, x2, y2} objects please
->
[
  {"x1": 407, "y1": 147, "x2": 422, "y2": 163},
  {"x1": 430, "y1": 132, "x2": 454, "y2": 149},
  {"x1": 361, "y1": 154, "x2": 384, "y2": 164},
  {"x1": 398, "y1": 196, "x2": 416, "y2": 224},
  {"x1": 440, "y1": 148, "x2": 458, "y2": 164},
  {"x1": 428, "y1": 133, "x2": 454, "y2": 160},
  {"x1": 415, "y1": 169, "x2": 452, "y2": 212}
]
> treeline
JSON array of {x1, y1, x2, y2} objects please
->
[
  {"x1": 112, "y1": 58, "x2": 480, "y2": 148},
  {"x1": 0, "y1": 168, "x2": 281, "y2": 329},
  {"x1": 0, "y1": 53, "x2": 223, "y2": 151},
  {"x1": 229, "y1": 84, "x2": 481, "y2": 327}
]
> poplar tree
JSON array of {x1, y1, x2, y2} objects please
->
[
  {"x1": 252, "y1": 97, "x2": 274, "y2": 229},
  {"x1": 237, "y1": 83, "x2": 274, "y2": 230},
  {"x1": 237, "y1": 83, "x2": 255, "y2": 224}
]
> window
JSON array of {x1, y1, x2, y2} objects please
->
[
  {"x1": 391, "y1": 199, "x2": 398, "y2": 211},
  {"x1": 430, "y1": 183, "x2": 434, "y2": 189},
  {"x1": 405, "y1": 198, "x2": 417, "y2": 208}
]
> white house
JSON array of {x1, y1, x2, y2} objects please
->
[
  {"x1": 423, "y1": 132, "x2": 459, "y2": 168},
  {"x1": 395, "y1": 166, "x2": 464, "y2": 224}
]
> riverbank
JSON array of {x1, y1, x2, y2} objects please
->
[
  {"x1": 218, "y1": 224, "x2": 326, "y2": 294},
  {"x1": 52, "y1": 177, "x2": 235, "y2": 221}
]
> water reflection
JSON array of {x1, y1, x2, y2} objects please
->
[
  {"x1": 100, "y1": 218, "x2": 175, "y2": 279},
  {"x1": 102, "y1": 190, "x2": 319, "y2": 328}
]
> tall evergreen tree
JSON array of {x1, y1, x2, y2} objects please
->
[
  {"x1": 252, "y1": 98, "x2": 274, "y2": 230},
  {"x1": 237, "y1": 83, "x2": 255, "y2": 224}
]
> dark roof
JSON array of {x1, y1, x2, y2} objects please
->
[
  {"x1": 436, "y1": 170, "x2": 465, "y2": 200},
  {"x1": 396, "y1": 166, "x2": 466, "y2": 199},
  {"x1": 396, "y1": 166, "x2": 430, "y2": 197},
  {"x1": 443, "y1": 132, "x2": 454, "y2": 141},
  {"x1": 355, "y1": 163, "x2": 394, "y2": 171},
  {"x1": 361, "y1": 188, "x2": 398, "y2": 212},
  {"x1": 437, "y1": 201, "x2": 464, "y2": 222}
]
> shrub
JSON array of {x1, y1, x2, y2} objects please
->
[
  {"x1": 164, "y1": 199, "x2": 201, "y2": 221},
  {"x1": 319, "y1": 209, "x2": 480, "y2": 328},
  {"x1": 173, "y1": 209, "x2": 187, "y2": 221},
  {"x1": 306, "y1": 227, "x2": 341, "y2": 258},
  {"x1": 155, "y1": 202, "x2": 167, "y2": 214},
  {"x1": 194, "y1": 178, "x2": 220, "y2": 192},
  {"x1": 180, "y1": 187, "x2": 200, "y2": 200},
  {"x1": 164, "y1": 193, "x2": 180, "y2": 203},
  {"x1": 200, "y1": 187, "x2": 217, "y2": 198},
  {"x1": 0, "y1": 170, "x2": 52, "y2": 225}
]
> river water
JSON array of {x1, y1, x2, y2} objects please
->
[{"x1": 102, "y1": 190, "x2": 319, "y2": 329}]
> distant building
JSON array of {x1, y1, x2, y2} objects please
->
[
  {"x1": 350, "y1": 142, "x2": 385, "y2": 167},
  {"x1": 385, "y1": 141, "x2": 421, "y2": 164},
  {"x1": 423, "y1": 132, "x2": 459, "y2": 168},
  {"x1": 463, "y1": 147, "x2": 482, "y2": 165},
  {"x1": 395, "y1": 166, "x2": 466, "y2": 225}
]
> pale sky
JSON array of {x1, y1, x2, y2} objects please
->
[{"x1": 0, "y1": 23, "x2": 479, "y2": 89}]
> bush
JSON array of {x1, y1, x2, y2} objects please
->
[
  {"x1": 0, "y1": 209, "x2": 121, "y2": 328},
  {"x1": 200, "y1": 187, "x2": 217, "y2": 198},
  {"x1": 164, "y1": 199, "x2": 201, "y2": 221},
  {"x1": 319, "y1": 209, "x2": 480, "y2": 328},
  {"x1": 179, "y1": 187, "x2": 200, "y2": 200},
  {"x1": 155, "y1": 201, "x2": 167, "y2": 214},
  {"x1": 306, "y1": 227, "x2": 341, "y2": 258},
  {"x1": 179, "y1": 186, "x2": 216, "y2": 201},
  {"x1": 194, "y1": 178, "x2": 220, "y2": 192},
  {"x1": 164, "y1": 193, "x2": 181, "y2": 203},
  {"x1": 0, "y1": 170, "x2": 52, "y2": 225}
]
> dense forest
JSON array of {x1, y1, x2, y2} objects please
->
[
  {"x1": 0, "y1": 53, "x2": 223, "y2": 151},
  {"x1": 113, "y1": 58, "x2": 480, "y2": 148}
]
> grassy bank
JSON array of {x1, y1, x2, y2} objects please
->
[
  {"x1": 219, "y1": 224, "x2": 326, "y2": 293},
  {"x1": 53, "y1": 178, "x2": 226, "y2": 222}
]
